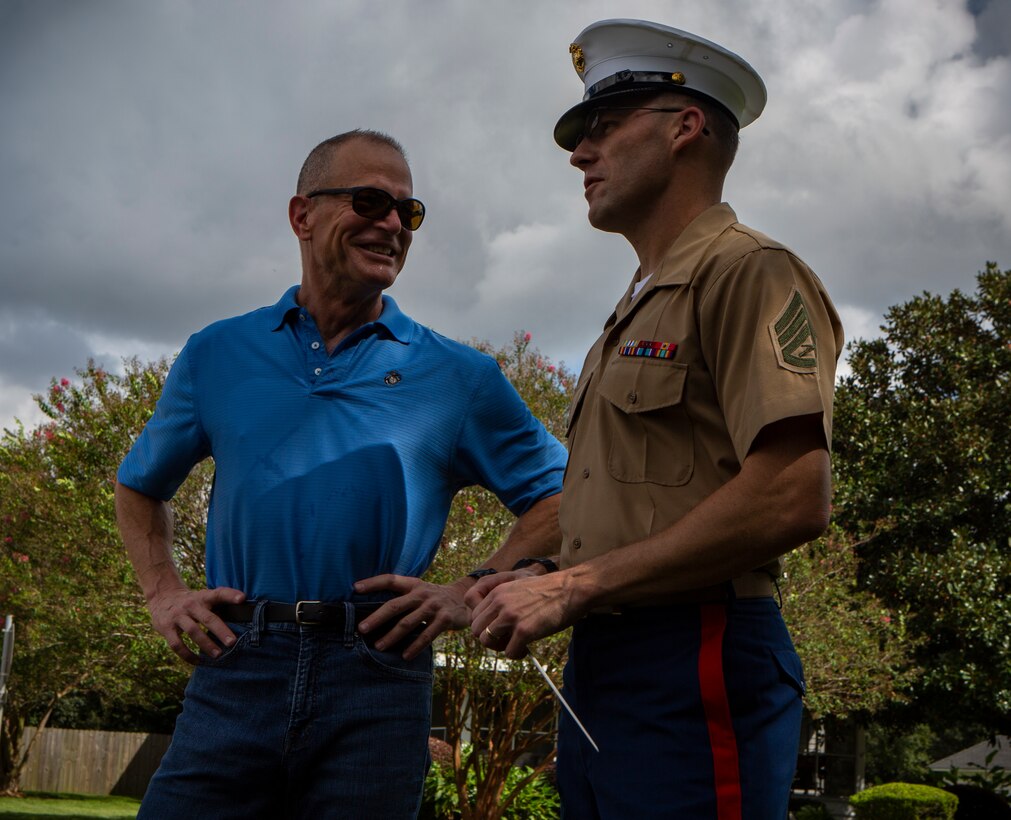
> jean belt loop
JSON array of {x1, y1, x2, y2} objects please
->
[
  {"x1": 251, "y1": 599, "x2": 268, "y2": 647},
  {"x1": 343, "y1": 601, "x2": 356, "y2": 648}
]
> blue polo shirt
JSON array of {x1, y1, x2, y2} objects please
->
[{"x1": 118, "y1": 286, "x2": 567, "y2": 602}]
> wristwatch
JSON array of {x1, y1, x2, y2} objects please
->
[
  {"x1": 467, "y1": 568, "x2": 499, "y2": 580},
  {"x1": 511, "y1": 557, "x2": 560, "y2": 573}
]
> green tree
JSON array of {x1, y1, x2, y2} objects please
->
[
  {"x1": 423, "y1": 332, "x2": 572, "y2": 820},
  {"x1": 832, "y1": 263, "x2": 1011, "y2": 730},
  {"x1": 780, "y1": 526, "x2": 919, "y2": 720},
  {"x1": 0, "y1": 359, "x2": 210, "y2": 794}
]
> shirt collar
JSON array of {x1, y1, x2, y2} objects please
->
[
  {"x1": 268, "y1": 285, "x2": 415, "y2": 344},
  {"x1": 653, "y1": 202, "x2": 739, "y2": 287}
]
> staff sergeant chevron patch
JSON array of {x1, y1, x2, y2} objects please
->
[{"x1": 770, "y1": 289, "x2": 818, "y2": 373}]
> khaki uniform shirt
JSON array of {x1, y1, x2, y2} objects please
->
[{"x1": 559, "y1": 203, "x2": 844, "y2": 581}]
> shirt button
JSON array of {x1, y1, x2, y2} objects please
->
[
  {"x1": 627, "y1": 391, "x2": 638, "y2": 404},
  {"x1": 311, "y1": 341, "x2": 320, "y2": 350},
  {"x1": 573, "y1": 537, "x2": 582, "y2": 549},
  {"x1": 299, "y1": 314, "x2": 306, "y2": 322},
  {"x1": 582, "y1": 468, "x2": 590, "y2": 478},
  {"x1": 314, "y1": 367, "x2": 322, "y2": 376}
]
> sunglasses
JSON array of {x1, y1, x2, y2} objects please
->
[{"x1": 306, "y1": 186, "x2": 426, "y2": 231}]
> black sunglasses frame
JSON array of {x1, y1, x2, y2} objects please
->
[{"x1": 306, "y1": 186, "x2": 426, "y2": 231}]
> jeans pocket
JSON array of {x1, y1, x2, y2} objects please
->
[
  {"x1": 197, "y1": 622, "x2": 251, "y2": 668},
  {"x1": 355, "y1": 639, "x2": 433, "y2": 683},
  {"x1": 771, "y1": 647, "x2": 806, "y2": 697}
]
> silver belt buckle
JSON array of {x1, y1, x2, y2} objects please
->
[{"x1": 295, "y1": 600, "x2": 323, "y2": 626}]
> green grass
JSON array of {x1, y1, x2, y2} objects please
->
[{"x1": 0, "y1": 792, "x2": 139, "y2": 819}]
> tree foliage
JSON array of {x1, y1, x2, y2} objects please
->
[
  {"x1": 832, "y1": 263, "x2": 1011, "y2": 730},
  {"x1": 424, "y1": 332, "x2": 572, "y2": 820},
  {"x1": 781, "y1": 526, "x2": 919, "y2": 720},
  {"x1": 0, "y1": 359, "x2": 210, "y2": 794}
]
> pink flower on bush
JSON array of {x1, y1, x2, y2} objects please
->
[
  {"x1": 13, "y1": 552, "x2": 29, "y2": 563},
  {"x1": 465, "y1": 505, "x2": 475, "y2": 514},
  {"x1": 3, "y1": 536, "x2": 12, "y2": 544},
  {"x1": 881, "y1": 615, "x2": 892, "y2": 624},
  {"x1": 45, "y1": 429, "x2": 55, "y2": 441},
  {"x1": 60, "y1": 378, "x2": 71, "y2": 387},
  {"x1": 55, "y1": 402, "x2": 65, "y2": 413},
  {"x1": 524, "y1": 332, "x2": 532, "y2": 342},
  {"x1": 547, "y1": 364, "x2": 556, "y2": 373}
]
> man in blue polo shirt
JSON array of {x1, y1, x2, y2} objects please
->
[{"x1": 115, "y1": 129, "x2": 566, "y2": 819}]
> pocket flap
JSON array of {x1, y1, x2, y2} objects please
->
[
  {"x1": 771, "y1": 647, "x2": 806, "y2": 696},
  {"x1": 597, "y1": 358, "x2": 688, "y2": 414}
]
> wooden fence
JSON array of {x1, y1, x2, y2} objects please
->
[{"x1": 19, "y1": 727, "x2": 170, "y2": 798}]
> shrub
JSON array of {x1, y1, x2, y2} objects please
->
[
  {"x1": 795, "y1": 803, "x2": 833, "y2": 820},
  {"x1": 850, "y1": 782, "x2": 958, "y2": 819},
  {"x1": 419, "y1": 757, "x2": 560, "y2": 820},
  {"x1": 943, "y1": 784, "x2": 1011, "y2": 819}
]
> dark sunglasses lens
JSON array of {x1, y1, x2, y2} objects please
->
[
  {"x1": 399, "y1": 200, "x2": 425, "y2": 231},
  {"x1": 352, "y1": 188, "x2": 424, "y2": 230},
  {"x1": 352, "y1": 188, "x2": 394, "y2": 219}
]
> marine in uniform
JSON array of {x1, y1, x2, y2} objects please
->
[{"x1": 469, "y1": 19, "x2": 844, "y2": 819}]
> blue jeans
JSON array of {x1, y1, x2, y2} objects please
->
[
  {"x1": 557, "y1": 598, "x2": 804, "y2": 820},
  {"x1": 139, "y1": 601, "x2": 434, "y2": 819}
]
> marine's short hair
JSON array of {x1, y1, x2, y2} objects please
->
[{"x1": 662, "y1": 90, "x2": 740, "y2": 175}]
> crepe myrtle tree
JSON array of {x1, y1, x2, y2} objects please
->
[
  {"x1": 780, "y1": 525, "x2": 920, "y2": 721},
  {"x1": 0, "y1": 359, "x2": 209, "y2": 794},
  {"x1": 423, "y1": 332, "x2": 574, "y2": 820}
]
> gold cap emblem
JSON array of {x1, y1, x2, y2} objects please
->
[
  {"x1": 671, "y1": 72, "x2": 686, "y2": 85},
  {"x1": 569, "y1": 43, "x2": 585, "y2": 74}
]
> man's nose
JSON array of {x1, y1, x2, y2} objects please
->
[{"x1": 570, "y1": 138, "x2": 594, "y2": 168}]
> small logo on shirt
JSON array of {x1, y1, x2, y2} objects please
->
[
  {"x1": 618, "y1": 339, "x2": 677, "y2": 359},
  {"x1": 384, "y1": 370, "x2": 402, "y2": 386}
]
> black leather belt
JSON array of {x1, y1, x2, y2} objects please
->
[{"x1": 212, "y1": 601, "x2": 418, "y2": 646}]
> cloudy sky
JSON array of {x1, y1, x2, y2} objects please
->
[{"x1": 2, "y1": 0, "x2": 1009, "y2": 431}]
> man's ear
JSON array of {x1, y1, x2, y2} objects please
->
[
  {"x1": 671, "y1": 106, "x2": 708, "y2": 150},
  {"x1": 289, "y1": 195, "x2": 312, "y2": 240}
]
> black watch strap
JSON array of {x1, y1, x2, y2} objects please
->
[
  {"x1": 467, "y1": 567, "x2": 498, "y2": 580},
  {"x1": 511, "y1": 557, "x2": 560, "y2": 573}
]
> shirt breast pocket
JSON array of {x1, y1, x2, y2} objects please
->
[{"x1": 595, "y1": 358, "x2": 693, "y2": 486}]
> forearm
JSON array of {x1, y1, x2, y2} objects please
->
[
  {"x1": 565, "y1": 443, "x2": 830, "y2": 611},
  {"x1": 115, "y1": 480, "x2": 186, "y2": 602}
]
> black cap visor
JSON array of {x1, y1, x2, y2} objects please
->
[{"x1": 553, "y1": 83, "x2": 739, "y2": 151}]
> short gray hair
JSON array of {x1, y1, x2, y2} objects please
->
[{"x1": 296, "y1": 130, "x2": 408, "y2": 195}]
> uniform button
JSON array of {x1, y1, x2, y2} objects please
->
[
  {"x1": 573, "y1": 537, "x2": 582, "y2": 549},
  {"x1": 582, "y1": 468, "x2": 590, "y2": 478},
  {"x1": 299, "y1": 314, "x2": 306, "y2": 322},
  {"x1": 311, "y1": 341, "x2": 320, "y2": 350},
  {"x1": 627, "y1": 391, "x2": 638, "y2": 403},
  {"x1": 314, "y1": 367, "x2": 322, "y2": 376}
]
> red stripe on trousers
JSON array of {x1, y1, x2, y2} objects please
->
[{"x1": 698, "y1": 603, "x2": 742, "y2": 820}]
